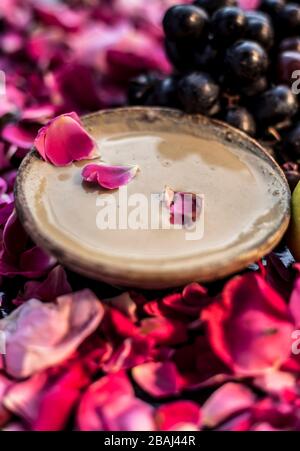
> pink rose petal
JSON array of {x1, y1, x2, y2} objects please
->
[
  {"x1": 132, "y1": 361, "x2": 184, "y2": 398},
  {"x1": 13, "y1": 265, "x2": 71, "y2": 306},
  {"x1": 162, "y1": 186, "x2": 203, "y2": 227},
  {"x1": 77, "y1": 372, "x2": 155, "y2": 431},
  {"x1": 202, "y1": 383, "x2": 256, "y2": 428},
  {"x1": 34, "y1": 112, "x2": 95, "y2": 166},
  {"x1": 2, "y1": 123, "x2": 37, "y2": 149},
  {"x1": 155, "y1": 401, "x2": 201, "y2": 431},
  {"x1": 4, "y1": 358, "x2": 92, "y2": 430},
  {"x1": 0, "y1": 289, "x2": 104, "y2": 378},
  {"x1": 202, "y1": 273, "x2": 294, "y2": 376},
  {"x1": 82, "y1": 163, "x2": 139, "y2": 189}
]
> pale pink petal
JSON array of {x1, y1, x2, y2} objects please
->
[
  {"x1": 132, "y1": 361, "x2": 184, "y2": 398},
  {"x1": 82, "y1": 163, "x2": 139, "y2": 189},
  {"x1": 253, "y1": 372, "x2": 297, "y2": 396},
  {"x1": 77, "y1": 372, "x2": 155, "y2": 431},
  {"x1": 202, "y1": 383, "x2": 256, "y2": 428},
  {"x1": 21, "y1": 104, "x2": 55, "y2": 122},
  {"x1": 0, "y1": 290, "x2": 104, "y2": 378}
]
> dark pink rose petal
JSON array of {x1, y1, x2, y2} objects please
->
[
  {"x1": 33, "y1": 1, "x2": 85, "y2": 31},
  {"x1": 2, "y1": 123, "x2": 37, "y2": 149},
  {"x1": 0, "y1": 289, "x2": 104, "y2": 378},
  {"x1": 202, "y1": 273, "x2": 294, "y2": 376},
  {"x1": 155, "y1": 401, "x2": 201, "y2": 431},
  {"x1": 82, "y1": 163, "x2": 139, "y2": 189},
  {"x1": 289, "y1": 271, "x2": 300, "y2": 326},
  {"x1": 266, "y1": 251, "x2": 295, "y2": 301},
  {"x1": 140, "y1": 316, "x2": 188, "y2": 346},
  {"x1": 13, "y1": 265, "x2": 71, "y2": 306},
  {"x1": 103, "y1": 308, "x2": 139, "y2": 339},
  {"x1": 202, "y1": 383, "x2": 256, "y2": 428},
  {"x1": 54, "y1": 64, "x2": 103, "y2": 112},
  {"x1": 4, "y1": 358, "x2": 92, "y2": 431},
  {"x1": 104, "y1": 292, "x2": 137, "y2": 321},
  {"x1": 34, "y1": 112, "x2": 95, "y2": 166},
  {"x1": 0, "y1": 211, "x2": 55, "y2": 278},
  {"x1": 132, "y1": 361, "x2": 184, "y2": 398},
  {"x1": 182, "y1": 282, "x2": 208, "y2": 304},
  {"x1": 251, "y1": 397, "x2": 297, "y2": 430},
  {"x1": 174, "y1": 337, "x2": 231, "y2": 389}
]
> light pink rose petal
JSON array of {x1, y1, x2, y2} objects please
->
[
  {"x1": 77, "y1": 372, "x2": 155, "y2": 431},
  {"x1": 202, "y1": 383, "x2": 256, "y2": 428},
  {"x1": 254, "y1": 371, "x2": 297, "y2": 396},
  {"x1": 0, "y1": 289, "x2": 104, "y2": 378},
  {"x1": 82, "y1": 163, "x2": 139, "y2": 189},
  {"x1": 132, "y1": 361, "x2": 184, "y2": 398},
  {"x1": 34, "y1": 112, "x2": 95, "y2": 166},
  {"x1": 21, "y1": 104, "x2": 55, "y2": 122}
]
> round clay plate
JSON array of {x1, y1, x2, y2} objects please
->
[{"x1": 15, "y1": 108, "x2": 290, "y2": 289}]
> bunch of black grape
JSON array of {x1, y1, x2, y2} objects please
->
[{"x1": 128, "y1": 0, "x2": 300, "y2": 188}]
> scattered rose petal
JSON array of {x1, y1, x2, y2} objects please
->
[
  {"x1": 82, "y1": 163, "x2": 139, "y2": 189},
  {"x1": 3, "y1": 358, "x2": 92, "y2": 430},
  {"x1": 202, "y1": 273, "x2": 294, "y2": 376},
  {"x1": 77, "y1": 372, "x2": 155, "y2": 431},
  {"x1": 13, "y1": 265, "x2": 71, "y2": 306},
  {"x1": 0, "y1": 290, "x2": 104, "y2": 378},
  {"x1": 162, "y1": 186, "x2": 203, "y2": 227},
  {"x1": 2, "y1": 123, "x2": 37, "y2": 149},
  {"x1": 155, "y1": 401, "x2": 201, "y2": 431},
  {"x1": 34, "y1": 112, "x2": 95, "y2": 166},
  {"x1": 202, "y1": 383, "x2": 256, "y2": 428},
  {"x1": 132, "y1": 361, "x2": 184, "y2": 398},
  {"x1": 0, "y1": 211, "x2": 56, "y2": 278}
]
